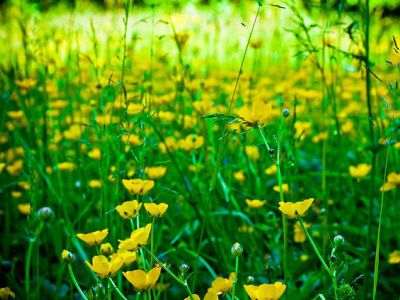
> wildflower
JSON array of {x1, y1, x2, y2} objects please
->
[
  {"x1": 122, "y1": 179, "x2": 155, "y2": 195},
  {"x1": 144, "y1": 203, "x2": 168, "y2": 217},
  {"x1": 145, "y1": 166, "x2": 167, "y2": 179},
  {"x1": 179, "y1": 135, "x2": 204, "y2": 151},
  {"x1": 388, "y1": 250, "x2": 400, "y2": 264},
  {"x1": 118, "y1": 224, "x2": 152, "y2": 251},
  {"x1": 86, "y1": 255, "x2": 123, "y2": 278},
  {"x1": 265, "y1": 165, "x2": 277, "y2": 175},
  {"x1": 278, "y1": 198, "x2": 314, "y2": 219},
  {"x1": 244, "y1": 282, "x2": 286, "y2": 300},
  {"x1": 17, "y1": 203, "x2": 31, "y2": 215},
  {"x1": 184, "y1": 295, "x2": 201, "y2": 300},
  {"x1": 245, "y1": 146, "x2": 260, "y2": 161},
  {"x1": 6, "y1": 160, "x2": 23, "y2": 176},
  {"x1": 123, "y1": 266, "x2": 161, "y2": 291},
  {"x1": 57, "y1": 162, "x2": 75, "y2": 171},
  {"x1": 116, "y1": 200, "x2": 142, "y2": 219},
  {"x1": 111, "y1": 250, "x2": 137, "y2": 267},
  {"x1": 0, "y1": 287, "x2": 15, "y2": 299},
  {"x1": 77, "y1": 229, "x2": 109, "y2": 246},
  {"x1": 61, "y1": 250, "x2": 75, "y2": 263},
  {"x1": 88, "y1": 148, "x2": 101, "y2": 160},
  {"x1": 37, "y1": 207, "x2": 53, "y2": 221},
  {"x1": 233, "y1": 170, "x2": 246, "y2": 182},
  {"x1": 0, "y1": 163, "x2": 5, "y2": 173},
  {"x1": 294, "y1": 221, "x2": 310, "y2": 243},
  {"x1": 231, "y1": 242, "x2": 243, "y2": 256},
  {"x1": 237, "y1": 101, "x2": 275, "y2": 128},
  {"x1": 63, "y1": 124, "x2": 82, "y2": 141},
  {"x1": 380, "y1": 172, "x2": 400, "y2": 191},
  {"x1": 273, "y1": 183, "x2": 289, "y2": 193},
  {"x1": 208, "y1": 272, "x2": 236, "y2": 295},
  {"x1": 89, "y1": 180, "x2": 102, "y2": 189},
  {"x1": 100, "y1": 243, "x2": 114, "y2": 256},
  {"x1": 246, "y1": 199, "x2": 266, "y2": 209},
  {"x1": 349, "y1": 164, "x2": 371, "y2": 179},
  {"x1": 121, "y1": 134, "x2": 142, "y2": 146}
]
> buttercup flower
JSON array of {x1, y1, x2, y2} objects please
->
[
  {"x1": 380, "y1": 172, "x2": 400, "y2": 191},
  {"x1": 388, "y1": 250, "x2": 400, "y2": 264},
  {"x1": 61, "y1": 250, "x2": 75, "y2": 263},
  {"x1": 145, "y1": 166, "x2": 167, "y2": 179},
  {"x1": 122, "y1": 179, "x2": 155, "y2": 195},
  {"x1": 208, "y1": 272, "x2": 236, "y2": 295},
  {"x1": 0, "y1": 287, "x2": 15, "y2": 299},
  {"x1": 144, "y1": 203, "x2": 168, "y2": 217},
  {"x1": 119, "y1": 224, "x2": 152, "y2": 251},
  {"x1": 100, "y1": 243, "x2": 114, "y2": 256},
  {"x1": 86, "y1": 255, "x2": 123, "y2": 278},
  {"x1": 246, "y1": 199, "x2": 266, "y2": 209},
  {"x1": 349, "y1": 164, "x2": 371, "y2": 179},
  {"x1": 77, "y1": 229, "x2": 109, "y2": 246},
  {"x1": 111, "y1": 250, "x2": 137, "y2": 267},
  {"x1": 116, "y1": 200, "x2": 142, "y2": 219},
  {"x1": 278, "y1": 198, "x2": 314, "y2": 218},
  {"x1": 244, "y1": 282, "x2": 286, "y2": 300},
  {"x1": 123, "y1": 266, "x2": 161, "y2": 291}
]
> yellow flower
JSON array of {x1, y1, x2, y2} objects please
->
[
  {"x1": 89, "y1": 179, "x2": 102, "y2": 189},
  {"x1": 184, "y1": 295, "x2": 201, "y2": 300},
  {"x1": 6, "y1": 160, "x2": 23, "y2": 176},
  {"x1": 278, "y1": 198, "x2": 314, "y2": 219},
  {"x1": 208, "y1": 272, "x2": 235, "y2": 295},
  {"x1": 349, "y1": 164, "x2": 371, "y2": 179},
  {"x1": 17, "y1": 203, "x2": 31, "y2": 215},
  {"x1": 244, "y1": 282, "x2": 286, "y2": 300},
  {"x1": 111, "y1": 250, "x2": 137, "y2": 267},
  {"x1": 0, "y1": 287, "x2": 15, "y2": 299},
  {"x1": 245, "y1": 199, "x2": 266, "y2": 209},
  {"x1": 100, "y1": 243, "x2": 114, "y2": 256},
  {"x1": 57, "y1": 162, "x2": 75, "y2": 171},
  {"x1": 86, "y1": 255, "x2": 123, "y2": 278},
  {"x1": 388, "y1": 250, "x2": 400, "y2": 264},
  {"x1": 116, "y1": 200, "x2": 142, "y2": 219},
  {"x1": 380, "y1": 172, "x2": 400, "y2": 191},
  {"x1": 88, "y1": 148, "x2": 102, "y2": 160},
  {"x1": 123, "y1": 266, "x2": 161, "y2": 291},
  {"x1": 179, "y1": 135, "x2": 204, "y2": 151},
  {"x1": 145, "y1": 166, "x2": 167, "y2": 179},
  {"x1": 119, "y1": 224, "x2": 152, "y2": 251},
  {"x1": 245, "y1": 146, "x2": 260, "y2": 161},
  {"x1": 273, "y1": 183, "x2": 289, "y2": 193},
  {"x1": 237, "y1": 101, "x2": 275, "y2": 128},
  {"x1": 294, "y1": 221, "x2": 310, "y2": 243},
  {"x1": 265, "y1": 165, "x2": 277, "y2": 175},
  {"x1": 233, "y1": 170, "x2": 246, "y2": 182},
  {"x1": 77, "y1": 229, "x2": 109, "y2": 246},
  {"x1": 144, "y1": 203, "x2": 168, "y2": 217},
  {"x1": 122, "y1": 179, "x2": 155, "y2": 195},
  {"x1": 0, "y1": 163, "x2": 5, "y2": 173}
]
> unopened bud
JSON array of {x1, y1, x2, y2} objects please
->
[
  {"x1": 333, "y1": 235, "x2": 345, "y2": 248},
  {"x1": 231, "y1": 242, "x2": 243, "y2": 256},
  {"x1": 282, "y1": 108, "x2": 290, "y2": 118},
  {"x1": 246, "y1": 276, "x2": 255, "y2": 284},
  {"x1": 179, "y1": 263, "x2": 190, "y2": 275},
  {"x1": 100, "y1": 243, "x2": 114, "y2": 256},
  {"x1": 37, "y1": 207, "x2": 53, "y2": 221},
  {"x1": 61, "y1": 250, "x2": 75, "y2": 264}
]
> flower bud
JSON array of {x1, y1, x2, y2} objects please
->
[
  {"x1": 179, "y1": 263, "x2": 190, "y2": 275},
  {"x1": 333, "y1": 235, "x2": 345, "y2": 248},
  {"x1": 231, "y1": 242, "x2": 243, "y2": 256},
  {"x1": 282, "y1": 108, "x2": 290, "y2": 118},
  {"x1": 37, "y1": 207, "x2": 53, "y2": 221},
  {"x1": 61, "y1": 250, "x2": 75, "y2": 263},
  {"x1": 268, "y1": 148, "x2": 275, "y2": 155},
  {"x1": 246, "y1": 276, "x2": 255, "y2": 284},
  {"x1": 100, "y1": 243, "x2": 114, "y2": 256}
]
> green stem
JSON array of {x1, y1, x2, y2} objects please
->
[
  {"x1": 150, "y1": 217, "x2": 155, "y2": 266},
  {"x1": 231, "y1": 256, "x2": 239, "y2": 300},
  {"x1": 25, "y1": 221, "x2": 44, "y2": 297},
  {"x1": 142, "y1": 247, "x2": 194, "y2": 300},
  {"x1": 68, "y1": 264, "x2": 88, "y2": 300},
  {"x1": 108, "y1": 278, "x2": 128, "y2": 300}
]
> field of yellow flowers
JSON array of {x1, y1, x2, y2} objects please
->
[{"x1": 0, "y1": 0, "x2": 399, "y2": 299}]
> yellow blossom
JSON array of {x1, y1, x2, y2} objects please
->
[
  {"x1": 388, "y1": 250, "x2": 400, "y2": 264},
  {"x1": 145, "y1": 166, "x2": 167, "y2": 179},
  {"x1": 245, "y1": 199, "x2": 266, "y2": 209},
  {"x1": 116, "y1": 200, "x2": 142, "y2": 219},
  {"x1": 123, "y1": 266, "x2": 161, "y2": 291},
  {"x1": 208, "y1": 272, "x2": 235, "y2": 295},
  {"x1": 122, "y1": 179, "x2": 155, "y2": 195},
  {"x1": 77, "y1": 229, "x2": 109, "y2": 246},
  {"x1": 0, "y1": 287, "x2": 15, "y2": 299},
  {"x1": 349, "y1": 164, "x2": 371, "y2": 179},
  {"x1": 244, "y1": 282, "x2": 286, "y2": 300},
  {"x1": 17, "y1": 203, "x2": 31, "y2": 215},
  {"x1": 144, "y1": 203, "x2": 168, "y2": 217},
  {"x1": 86, "y1": 255, "x2": 123, "y2": 278},
  {"x1": 118, "y1": 224, "x2": 152, "y2": 251},
  {"x1": 278, "y1": 198, "x2": 314, "y2": 219}
]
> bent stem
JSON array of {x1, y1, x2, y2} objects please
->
[
  {"x1": 298, "y1": 218, "x2": 337, "y2": 299},
  {"x1": 108, "y1": 278, "x2": 128, "y2": 300},
  {"x1": 68, "y1": 264, "x2": 88, "y2": 300},
  {"x1": 142, "y1": 247, "x2": 194, "y2": 300}
]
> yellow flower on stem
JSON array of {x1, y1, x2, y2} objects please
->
[
  {"x1": 208, "y1": 272, "x2": 235, "y2": 295},
  {"x1": 76, "y1": 229, "x2": 108, "y2": 246},
  {"x1": 294, "y1": 221, "x2": 311, "y2": 243},
  {"x1": 273, "y1": 183, "x2": 289, "y2": 193},
  {"x1": 17, "y1": 203, "x2": 31, "y2": 215},
  {"x1": 111, "y1": 250, "x2": 137, "y2": 267},
  {"x1": 278, "y1": 198, "x2": 314, "y2": 219},
  {"x1": 245, "y1": 199, "x2": 266, "y2": 209},
  {"x1": 145, "y1": 166, "x2": 167, "y2": 179},
  {"x1": 86, "y1": 255, "x2": 123, "y2": 279},
  {"x1": 123, "y1": 266, "x2": 161, "y2": 291},
  {"x1": 100, "y1": 243, "x2": 114, "y2": 256},
  {"x1": 115, "y1": 200, "x2": 142, "y2": 219},
  {"x1": 380, "y1": 172, "x2": 400, "y2": 191},
  {"x1": 122, "y1": 179, "x2": 155, "y2": 195},
  {"x1": 61, "y1": 249, "x2": 75, "y2": 263},
  {"x1": 0, "y1": 287, "x2": 15, "y2": 299},
  {"x1": 349, "y1": 163, "x2": 371, "y2": 179},
  {"x1": 388, "y1": 250, "x2": 400, "y2": 264},
  {"x1": 118, "y1": 224, "x2": 152, "y2": 251},
  {"x1": 244, "y1": 282, "x2": 286, "y2": 300},
  {"x1": 144, "y1": 203, "x2": 168, "y2": 217}
]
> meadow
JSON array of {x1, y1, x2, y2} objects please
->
[{"x1": 0, "y1": 0, "x2": 399, "y2": 299}]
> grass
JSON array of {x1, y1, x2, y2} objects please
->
[{"x1": 0, "y1": 0, "x2": 399, "y2": 299}]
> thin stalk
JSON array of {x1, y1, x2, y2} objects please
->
[
  {"x1": 25, "y1": 221, "x2": 44, "y2": 297},
  {"x1": 150, "y1": 217, "x2": 155, "y2": 265},
  {"x1": 68, "y1": 264, "x2": 88, "y2": 300},
  {"x1": 231, "y1": 256, "x2": 239, "y2": 300},
  {"x1": 192, "y1": 3, "x2": 262, "y2": 290},
  {"x1": 142, "y1": 247, "x2": 194, "y2": 300},
  {"x1": 108, "y1": 278, "x2": 128, "y2": 300},
  {"x1": 372, "y1": 141, "x2": 390, "y2": 300}
]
